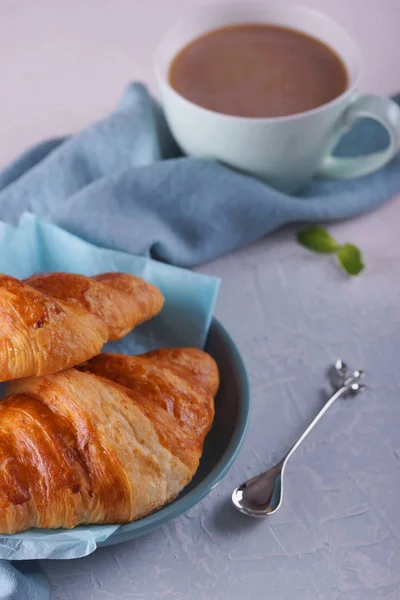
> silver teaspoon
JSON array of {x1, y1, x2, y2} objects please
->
[{"x1": 231, "y1": 360, "x2": 365, "y2": 517}]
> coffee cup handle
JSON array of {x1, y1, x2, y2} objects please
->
[{"x1": 317, "y1": 94, "x2": 400, "y2": 180}]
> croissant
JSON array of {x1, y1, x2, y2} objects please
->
[
  {"x1": 0, "y1": 272, "x2": 164, "y2": 382},
  {"x1": 0, "y1": 348, "x2": 218, "y2": 533}
]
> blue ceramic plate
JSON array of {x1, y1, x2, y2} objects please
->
[{"x1": 99, "y1": 317, "x2": 250, "y2": 547}]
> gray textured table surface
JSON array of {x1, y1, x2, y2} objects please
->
[{"x1": 2, "y1": 0, "x2": 400, "y2": 598}]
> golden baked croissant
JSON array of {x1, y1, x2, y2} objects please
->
[
  {"x1": 0, "y1": 348, "x2": 218, "y2": 534},
  {"x1": 0, "y1": 272, "x2": 164, "y2": 382}
]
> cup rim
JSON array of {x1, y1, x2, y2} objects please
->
[{"x1": 154, "y1": 2, "x2": 364, "y2": 123}]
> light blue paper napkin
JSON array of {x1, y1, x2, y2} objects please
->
[
  {"x1": 0, "y1": 84, "x2": 399, "y2": 267},
  {"x1": 0, "y1": 214, "x2": 218, "y2": 571}
]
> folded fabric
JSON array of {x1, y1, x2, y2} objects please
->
[
  {"x1": 0, "y1": 84, "x2": 399, "y2": 267},
  {"x1": 0, "y1": 562, "x2": 48, "y2": 600}
]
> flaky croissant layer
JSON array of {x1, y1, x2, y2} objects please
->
[
  {"x1": 0, "y1": 348, "x2": 218, "y2": 534},
  {"x1": 0, "y1": 272, "x2": 164, "y2": 382}
]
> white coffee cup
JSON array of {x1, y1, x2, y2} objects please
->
[{"x1": 155, "y1": 3, "x2": 400, "y2": 193}]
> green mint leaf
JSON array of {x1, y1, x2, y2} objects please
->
[
  {"x1": 337, "y1": 243, "x2": 365, "y2": 276},
  {"x1": 297, "y1": 226, "x2": 339, "y2": 254}
]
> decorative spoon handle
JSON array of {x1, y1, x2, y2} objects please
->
[{"x1": 285, "y1": 379, "x2": 359, "y2": 463}]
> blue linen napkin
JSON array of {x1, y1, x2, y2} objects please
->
[
  {"x1": 0, "y1": 561, "x2": 48, "y2": 600},
  {"x1": 0, "y1": 84, "x2": 399, "y2": 267},
  {"x1": 0, "y1": 213, "x2": 219, "y2": 599}
]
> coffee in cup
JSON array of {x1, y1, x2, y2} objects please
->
[{"x1": 169, "y1": 23, "x2": 349, "y2": 118}]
